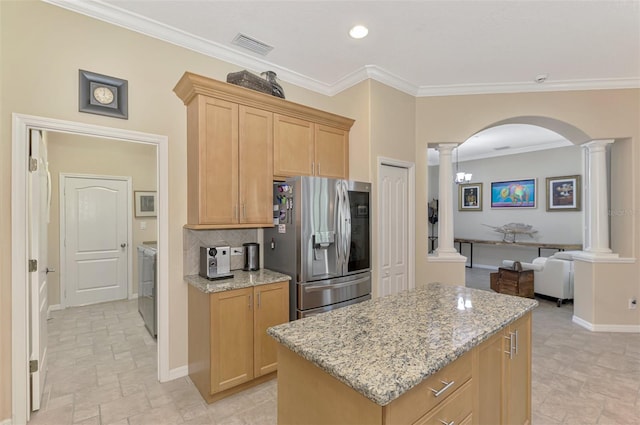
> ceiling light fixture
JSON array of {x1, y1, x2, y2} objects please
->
[
  {"x1": 454, "y1": 147, "x2": 472, "y2": 184},
  {"x1": 349, "y1": 25, "x2": 368, "y2": 39}
]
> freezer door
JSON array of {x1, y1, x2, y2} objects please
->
[
  {"x1": 297, "y1": 272, "x2": 372, "y2": 312},
  {"x1": 300, "y1": 177, "x2": 341, "y2": 282}
]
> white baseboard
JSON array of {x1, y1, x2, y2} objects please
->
[
  {"x1": 572, "y1": 315, "x2": 640, "y2": 332},
  {"x1": 1, "y1": 418, "x2": 13, "y2": 425},
  {"x1": 47, "y1": 304, "x2": 62, "y2": 318},
  {"x1": 468, "y1": 264, "x2": 498, "y2": 271},
  {"x1": 167, "y1": 365, "x2": 188, "y2": 381}
]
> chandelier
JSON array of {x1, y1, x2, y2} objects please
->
[{"x1": 454, "y1": 147, "x2": 472, "y2": 184}]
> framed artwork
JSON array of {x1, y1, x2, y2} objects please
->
[
  {"x1": 135, "y1": 191, "x2": 157, "y2": 217},
  {"x1": 546, "y1": 175, "x2": 581, "y2": 211},
  {"x1": 490, "y1": 178, "x2": 536, "y2": 208},
  {"x1": 79, "y1": 69, "x2": 129, "y2": 119},
  {"x1": 458, "y1": 183, "x2": 482, "y2": 211}
]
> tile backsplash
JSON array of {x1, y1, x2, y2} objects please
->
[{"x1": 184, "y1": 228, "x2": 259, "y2": 275}]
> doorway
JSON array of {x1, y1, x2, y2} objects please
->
[
  {"x1": 377, "y1": 157, "x2": 415, "y2": 297},
  {"x1": 11, "y1": 114, "x2": 169, "y2": 424}
]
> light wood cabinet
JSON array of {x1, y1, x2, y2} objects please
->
[
  {"x1": 188, "y1": 281, "x2": 289, "y2": 403},
  {"x1": 476, "y1": 313, "x2": 532, "y2": 425},
  {"x1": 275, "y1": 311, "x2": 532, "y2": 425},
  {"x1": 273, "y1": 114, "x2": 349, "y2": 179},
  {"x1": 175, "y1": 72, "x2": 355, "y2": 228},
  {"x1": 183, "y1": 95, "x2": 273, "y2": 228}
]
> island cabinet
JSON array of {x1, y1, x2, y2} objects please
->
[
  {"x1": 273, "y1": 114, "x2": 349, "y2": 179},
  {"x1": 476, "y1": 313, "x2": 532, "y2": 425},
  {"x1": 174, "y1": 71, "x2": 355, "y2": 228},
  {"x1": 274, "y1": 311, "x2": 533, "y2": 425},
  {"x1": 188, "y1": 280, "x2": 289, "y2": 403}
]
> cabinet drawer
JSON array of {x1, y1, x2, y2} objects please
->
[
  {"x1": 413, "y1": 380, "x2": 473, "y2": 425},
  {"x1": 385, "y1": 351, "x2": 472, "y2": 424}
]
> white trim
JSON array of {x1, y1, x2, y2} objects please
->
[
  {"x1": 129, "y1": 292, "x2": 139, "y2": 300},
  {"x1": 572, "y1": 315, "x2": 640, "y2": 333},
  {"x1": 42, "y1": 0, "x2": 640, "y2": 98},
  {"x1": 58, "y1": 173, "x2": 133, "y2": 307},
  {"x1": 1, "y1": 419, "x2": 13, "y2": 425},
  {"x1": 572, "y1": 253, "x2": 636, "y2": 263},
  {"x1": 46, "y1": 304, "x2": 62, "y2": 316},
  {"x1": 376, "y1": 157, "x2": 416, "y2": 295},
  {"x1": 467, "y1": 264, "x2": 499, "y2": 271},
  {"x1": 428, "y1": 253, "x2": 468, "y2": 263},
  {"x1": 11, "y1": 113, "x2": 170, "y2": 425},
  {"x1": 168, "y1": 365, "x2": 189, "y2": 381}
]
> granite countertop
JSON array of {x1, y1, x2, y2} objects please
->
[
  {"x1": 185, "y1": 269, "x2": 290, "y2": 293},
  {"x1": 268, "y1": 282, "x2": 538, "y2": 406}
]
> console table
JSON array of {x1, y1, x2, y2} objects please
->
[{"x1": 454, "y1": 238, "x2": 582, "y2": 268}]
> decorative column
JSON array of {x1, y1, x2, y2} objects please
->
[
  {"x1": 582, "y1": 139, "x2": 615, "y2": 256},
  {"x1": 434, "y1": 143, "x2": 462, "y2": 257}
]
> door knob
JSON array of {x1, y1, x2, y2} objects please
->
[
  {"x1": 45, "y1": 267, "x2": 56, "y2": 274},
  {"x1": 121, "y1": 243, "x2": 127, "y2": 248}
]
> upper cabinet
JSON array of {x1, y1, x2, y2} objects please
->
[
  {"x1": 273, "y1": 115, "x2": 349, "y2": 179},
  {"x1": 174, "y1": 72, "x2": 354, "y2": 228}
]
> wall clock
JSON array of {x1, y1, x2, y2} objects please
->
[{"x1": 79, "y1": 69, "x2": 128, "y2": 119}]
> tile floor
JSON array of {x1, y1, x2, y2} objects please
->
[{"x1": 29, "y1": 269, "x2": 639, "y2": 424}]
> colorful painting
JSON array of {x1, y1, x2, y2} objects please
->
[
  {"x1": 490, "y1": 178, "x2": 536, "y2": 208},
  {"x1": 546, "y1": 175, "x2": 580, "y2": 211},
  {"x1": 459, "y1": 183, "x2": 482, "y2": 211}
]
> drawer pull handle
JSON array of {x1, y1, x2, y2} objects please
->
[
  {"x1": 429, "y1": 379, "x2": 455, "y2": 397},
  {"x1": 439, "y1": 420, "x2": 455, "y2": 425}
]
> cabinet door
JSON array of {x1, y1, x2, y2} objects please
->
[
  {"x1": 315, "y1": 124, "x2": 349, "y2": 179},
  {"x1": 210, "y1": 287, "x2": 254, "y2": 393},
  {"x1": 505, "y1": 314, "x2": 532, "y2": 425},
  {"x1": 198, "y1": 97, "x2": 239, "y2": 224},
  {"x1": 476, "y1": 330, "x2": 506, "y2": 425},
  {"x1": 239, "y1": 106, "x2": 273, "y2": 224},
  {"x1": 254, "y1": 281, "x2": 289, "y2": 377},
  {"x1": 273, "y1": 114, "x2": 314, "y2": 177}
]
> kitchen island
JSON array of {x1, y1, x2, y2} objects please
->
[{"x1": 268, "y1": 282, "x2": 538, "y2": 425}]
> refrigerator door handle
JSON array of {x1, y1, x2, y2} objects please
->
[
  {"x1": 343, "y1": 181, "x2": 352, "y2": 268},
  {"x1": 335, "y1": 181, "x2": 344, "y2": 268}
]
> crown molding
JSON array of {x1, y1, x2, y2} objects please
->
[{"x1": 44, "y1": 0, "x2": 640, "y2": 98}]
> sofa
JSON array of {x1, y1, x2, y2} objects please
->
[{"x1": 502, "y1": 252, "x2": 575, "y2": 306}]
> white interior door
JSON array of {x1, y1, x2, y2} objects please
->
[
  {"x1": 379, "y1": 164, "x2": 409, "y2": 297},
  {"x1": 63, "y1": 176, "x2": 130, "y2": 306},
  {"x1": 28, "y1": 130, "x2": 50, "y2": 411}
]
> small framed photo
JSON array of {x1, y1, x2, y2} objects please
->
[
  {"x1": 134, "y1": 191, "x2": 157, "y2": 217},
  {"x1": 459, "y1": 183, "x2": 482, "y2": 211},
  {"x1": 546, "y1": 175, "x2": 581, "y2": 211},
  {"x1": 490, "y1": 178, "x2": 536, "y2": 208}
]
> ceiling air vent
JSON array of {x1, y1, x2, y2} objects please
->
[{"x1": 232, "y1": 33, "x2": 274, "y2": 56}]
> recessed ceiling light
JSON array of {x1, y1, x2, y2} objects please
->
[{"x1": 349, "y1": 25, "x2": 368, "y2": 39}]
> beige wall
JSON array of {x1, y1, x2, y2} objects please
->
[
  {"x1": 47, "y1": 132, "x2": 157, "y2": 306},
  {"x1": 2, "y1": 1, "x2": 639, "y2": 422},
  {"x1": 0, "y1": 2, "x2": 365, "y2": 419},
  {"x1": 416, "y1": 89, "x2": 639, "y2": 325}
]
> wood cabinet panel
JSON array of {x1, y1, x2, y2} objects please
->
[
  {"x1": 192, "y1": 97, "x2": 238, "y2": 225},
  {"x1": 505, "y1": 314, "x2": 532, "y2": 425},
  {"x1": 273, "y1": 114, "x2": 314, "y2": 177},
  {"x1": 254, "y1": 281, "x2": 289, "y2": 377},
  {"x1": 210, "y1": 287, "x2": 253, "y2": 392},
  {"x1": 315, "y1": 124, "x2": 348, "y2": 179},
  {"x1": 239, "y1": 106, "x2": 273, "y2": 224},
  {"x1": 475, "y1": 330, "x2": 505, "y2": 425}
]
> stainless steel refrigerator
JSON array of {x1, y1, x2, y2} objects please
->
[{"x1": 264, "y1": 176, "x2": 371, "y2": 320}]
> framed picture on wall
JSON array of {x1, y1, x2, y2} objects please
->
[
  {"x1": 135, "y1": 191, "x2": 157, "y2": 217},
  {"x1": 458, "y1": 183, "x2": 482, "y2": 211},
  {"x1": 490, "y1": 178, "x2": 536, "y2": 208},
  {"x1": 546, "y1": 175, "x2": 581, "y2": 211}
]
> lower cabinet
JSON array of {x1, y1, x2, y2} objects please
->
[
  {"x1": 188, "y1": 281, "x2": 289, "y2": 403},
  {"x1": 476, "y1": 313, "x2": 532, "y2": 425},
  {"x1": 275, "y1": 311, "x2": 532, "y2": 425}
]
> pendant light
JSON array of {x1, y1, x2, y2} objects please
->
[{"x1": 454, "y1": 147, "x2": 472, "y2": 184}]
